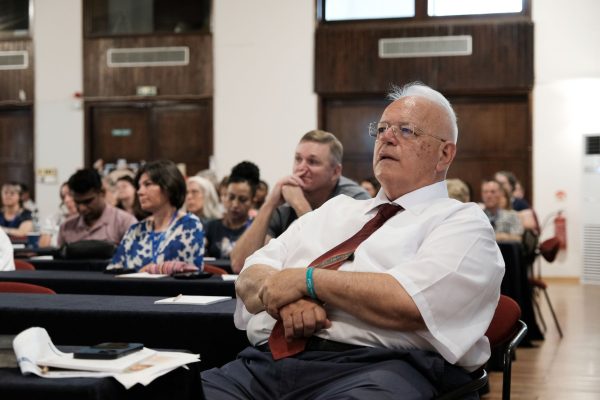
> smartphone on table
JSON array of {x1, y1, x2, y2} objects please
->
[{"x1": 73, "y1": 342, "x2": 144, "y2": 359}]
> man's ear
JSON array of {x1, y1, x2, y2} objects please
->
[
  {"x1": 332, "y1": 163, "x2": 342, "y2": 181},
  {"x1": 436, "y1": 142, "x2": 456, "y2": 172}
]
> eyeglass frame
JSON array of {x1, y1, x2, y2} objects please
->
[{"x1": 368, "y1": 121, "x2": 448, "y2": 143}]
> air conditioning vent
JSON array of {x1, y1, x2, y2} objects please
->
[
  {"x1": 107, "y1": 47, "x2": 189, "y2": 68},
  {"x1": 379, "y1": 35, "x2": 472, "y2": 58},
  {"x1": 586, "y1": 136, "x2": 600, "y2": 155},
  {"x1": 583, "y1": 224, "x2": 600, "y2": 284},
  {"x1": 0, "y1": 50, "x2": 28, "y2": 70}
]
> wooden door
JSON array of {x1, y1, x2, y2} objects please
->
[
  {"x1": 90, "y1": 104, "x2": 151, "y2": 165},
  {"x1": 154, "y1": 101, "x2": 212, "y2": 176},
  {"x1": 0, "y1": 107, "x2": 34, "y2": 192},
  {"x1": 86, "y1": 101, "x2": 212, "y2": 175}
]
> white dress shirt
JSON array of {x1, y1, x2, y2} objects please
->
[
  {"x1": 0, "y1": 229, "x2": 15, "y2": 271},
  {"x1": 236, "y1": 181, "x2": 505, "y2": 371}
]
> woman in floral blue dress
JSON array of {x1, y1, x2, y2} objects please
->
[{"x1": 107, "y1": 160, "x2": 204, "y2": 273}]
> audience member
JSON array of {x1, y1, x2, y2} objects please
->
[
  {"x1": 204, "y1": 162, "x2": 259, "y2": 259},
  {"x1": 0, "y1": 182, "x2": 34, "y2": 237},
  {"x1": 495, "y1": 171, "x2": 530, "y2": 211},
  {"x1": 230, "y1": 130, "x2": 369, "y2": 272},
  {"x1": 252, "y1": 180, "x2": 269, "y2": 213},
  {"x1": 19, "y1": 183, "x2": 39, "y2": 225},
  {"x1": 446, "y1": 178, "x2": 471, "y2": 202},
  {"x1": 115, "y1": 175, "x2": 149, "y2": 221},
  {"x1": 185, "y1": 176, "x2": 222, "y2": 225},
  {"x1": 0, "y1": 228, "x2": 15, "y2": 271},
  {"x1": 107, "y1": 160, "x2": 204, "y2": 273},
  {"x1": 202, "y1": 82, "x2": 504, "y2": 398},
  {"x1": 481, "y1": 179, "x2": 524, "y2": 241},
  {"x1": 217, "y1": 175, "x2": 229, "y2": 205},
  {"x1": 58, "y1": 169, "x2": 136, "y2": 246},
  {"x1": 39, "y1": 182, "x2": 78, "y2": 247},
  {"x1": 360, "y1": 176, "x2": 381, "y2": 197}
]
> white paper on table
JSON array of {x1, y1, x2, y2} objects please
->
[
  {"x1": 154, "y1": 295, "x2": 231, "y2": 305},
  {"x1": 115, "y1": 272, "x2": 169, "y2": 279},
  {"x1": 13, "y1": 327, "x2": 200, "y2": 389},
  {"x1": 221, "y1": 274, "x2": 238, "y2": 281},
  {"x1": 30, "y1": 255, "x2": 53, "y2": 260},
  {"x1": 38, "y1": 347, "x2": 157, "y2": 373}
]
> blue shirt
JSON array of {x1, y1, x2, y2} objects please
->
[{"x1": 108, "y1": 212, "x2": 204, "y2": 271}]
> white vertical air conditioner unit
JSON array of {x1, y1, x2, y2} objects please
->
[{"x1": 583, "y1": 135, "x2": 600, "y2": 284}]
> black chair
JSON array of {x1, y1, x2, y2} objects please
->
[{"x1": 436, "y1": 295, "x2": 528, "y2": 400}]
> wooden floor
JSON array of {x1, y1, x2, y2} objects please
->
[{"x1": 483, "y1": 280, "x2": 600, "y2": 399}]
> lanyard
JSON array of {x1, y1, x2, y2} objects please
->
[{"x1": 150, "y1": 211, "x2": 178, "y2": 264}]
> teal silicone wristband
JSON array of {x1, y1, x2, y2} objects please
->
[{"x1": 306, "y1": 267, "x2": 317, "y2": 299}]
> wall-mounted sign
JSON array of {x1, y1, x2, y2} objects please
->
[
  {"x1": 111, "y1": 128, "x2": 132, "y2": 137},
  {"x1": 36, "y1": 168, "x2": 58, "y2": 184}
]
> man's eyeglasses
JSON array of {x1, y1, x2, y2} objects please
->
[{"x1": 368, "y1": 122, "x2": 447, "y2": 142}]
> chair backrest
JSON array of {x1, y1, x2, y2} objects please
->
[
  {"x1": 203, "y1": 264, "x2": 227, "y2": 275},
  {"x1": 485, "y1": 295, "x2": 521, "y2": 346},
  {"x1": 539, "y1": 237, "x2": 560, "y2": 262},
  {"x1": 14, "y1": 259, "x2": 36, "y2": 270},
  {"x1": 0, "y1": 282, "x2": 56, "y2": 294}
]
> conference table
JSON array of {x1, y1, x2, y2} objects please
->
[
  {"x1": 0, "y1": 293, "x2": 248, "y2": 370},
  {"x1": 0, "y1": 363, "x2": 204, "y2": 400},
  {"x1": 21, "y1": 257, "x2": 233, "y2": 273},
  {"x1": 0, "y1": 270, "x2": 236, "y2": 297}
]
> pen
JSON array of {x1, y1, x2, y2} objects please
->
[{"x1": 173, "y1": 294, "x2": 183, "y2": 302}]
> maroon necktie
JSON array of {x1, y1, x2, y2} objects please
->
[{"x1": 268, "y1": 203, "x2": 402, "y2": 359}]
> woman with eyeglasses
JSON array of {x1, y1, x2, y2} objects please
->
[
  {"x1": 107, "y1": 160, "x2": 204, "y2": 274},
  {"x1": 204, "y1": 161, "x2": 259, "y2": 259},
  {"x1": 0, "y1": 182, "x2": 34, "y2": 238}
]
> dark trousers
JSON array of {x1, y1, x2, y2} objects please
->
[{"x1": 201, "y1": 345, "x2": 476, "y2": 400}]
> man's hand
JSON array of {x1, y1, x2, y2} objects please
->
[
  {"x1": 280, "y1": 298, "x2": 332, "y2": 340},
  {"x1": 258, "y1": 268, "x2": 306, "y2": 319},
  {"x1": 281, "y1": 184, "x2": 311, "y2": 216}
]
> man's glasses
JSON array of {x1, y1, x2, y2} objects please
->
[{"x1": 368, "y1": 122, "x2": 447, "y2": 142}]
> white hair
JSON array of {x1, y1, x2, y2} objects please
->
[
  {"x1": 388, "y1": 82, "x2": 458, "y2": 143},
  {"x1": 186, "y1": 175, "x2": 222, "y2": 220}
]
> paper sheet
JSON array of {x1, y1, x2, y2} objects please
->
[
  {"x1": 115, "y1": 272, "x2": 169, "y2": 279},
  {"x1": 13, "y1": 327, "x2": 200, "y2": 389},
  {"x1": 154, "y1": 295, "x2": 231, "y2": 305}
]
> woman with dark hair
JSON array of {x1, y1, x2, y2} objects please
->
[
  {"x1": 204, "y1": 161, "x2": 259, "y2": 259},
  {"x1": 115, "y1": 175, "x2": 149, "y2": 221},
  {"x1": 107, "y1": 160, "x2": 204, "y2": 273},
  {"x1": 0, "y1": 182, "x2": 33, "y2": 237}
]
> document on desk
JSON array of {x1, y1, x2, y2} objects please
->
[
  {"x1": 154, "y1": 295, "x2": 232, "y2": 305},
  {"x1": 115, "y1": 272, "x2": 169, "y2": 279},
  {"x1": 13, "y1": 327, "x2": 200, "y2": 389}
]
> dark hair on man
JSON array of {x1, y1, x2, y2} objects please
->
[
  {"x1": 67, "y1": 168, "x2": 103, "y2": 195},
  {"x1": 136, "y1": 160, "x2": 186, "y2": 209},
  {"x1": 228, "y1": 161, "x2": 260, "y2": 196},
  {"x1": 300, "y1": 130, "x2": 343, "y2": 166}
]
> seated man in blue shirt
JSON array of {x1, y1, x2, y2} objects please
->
[{"x1": 202, "y1": 83, "x2": 504, "y2": 399}]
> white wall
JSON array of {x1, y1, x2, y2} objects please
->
[
  {"x1": 33, "y1": 0, "x2": 84, "y2": 220},
  {"x1": 533, "y1": 0, "x2": 600, "y2": 278},
  {"x1": 212, "y1": 0, "x2": 317, "y2": 185}
]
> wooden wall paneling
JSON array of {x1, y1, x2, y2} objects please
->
[
  {"x1": 83, "y1": 34, "x2": 212, "y2": 98},
  {"x1": 322, "y1": 97, "x2": 387, "y2": 181},
  {"x1": 153, "y1": 101, "x2": 212, "y2": 176},
  {"x1": 89, "y1": 104, "x2": 152, "y2": 165},
  {"x1": 321, "y1": 95, "x2": 532, "y2": 204},
  {"x1": 449, "y1": 96, "x2": 531, "y2": 202},
  {"x1": 315, "y1": 20, "x2": 533, "y2": 95},
  {"x1": 0, "y1": 40, "x2": 34, "y2": 103},
  {"x1": 0, "y1": 107, "x2": 34, "y2": 190}
]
